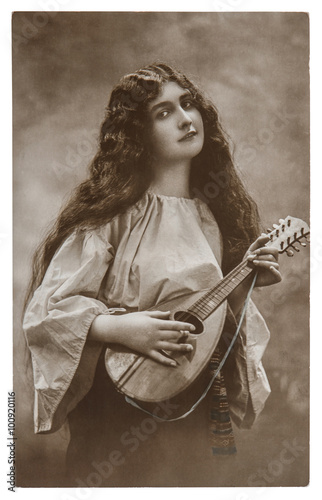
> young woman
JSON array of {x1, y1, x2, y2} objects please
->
[{"x1": 23, "y1": 63, "x2": 281, "y2": 487}]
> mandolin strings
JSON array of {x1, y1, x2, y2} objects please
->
[{"x1": 175, "y1": 260, "x2": 253, "y2": 323}]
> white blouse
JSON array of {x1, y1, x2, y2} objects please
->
[{"x1": 23, "y1": 190, "x2": 271, "y2": 434}]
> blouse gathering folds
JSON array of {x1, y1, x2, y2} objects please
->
[{"x1": 23, "y1": 190, "x2": 271, "y2": 434}]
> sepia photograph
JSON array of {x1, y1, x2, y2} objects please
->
[{"x1": 11, "y1": 8, "x2": 310, "y2": 491}]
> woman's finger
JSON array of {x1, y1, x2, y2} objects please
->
[
  {"x1": 159, "y1": 330, "x2": 190, "y2": 341},
  {"x1": 149, "y1": 350, "x2": 177, "y2": 367},
  {"x1": 256, "y1": 265, "x2": 282, "y2": 283},
  {"x1": 252, "y1": 247, "x2": 279, "y2": 259},
  {"x1": 248, "y1": 234, "x2": 270, "y2": 252},
  {"x1": 268, "y1": 266, "x2": 282, "y2": 281},
  {"x1": 146, "y1": 310, "x2": 171, "y2": 318},
  {"x1": 252, "y1": 259, "x2": 279, "y2": 269},
  {"x1": 159, "y1": 320, "x2": 196, "y2": 332},
  {"x1": 158, "y1": 341, "x2": 193, "y2": 353},
  {"x1": 248, "y1": 253, "x2": 276, "y2": 263}
]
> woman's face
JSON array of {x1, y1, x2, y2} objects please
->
[{"x1": 146, "y1": 81, "x2": 204, "y2": 165}]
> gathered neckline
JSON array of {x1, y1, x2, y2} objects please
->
[{"x1": 146, "y1": 189, "x2": 199, "y2": 202}]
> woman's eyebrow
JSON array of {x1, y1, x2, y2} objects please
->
[{"x1": 150, "y1": 90, "x2": 192, "y2": 113}]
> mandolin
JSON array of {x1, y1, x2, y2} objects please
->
[{"x1": 105, "y1": 216, "x2": 309, "y2": 409}]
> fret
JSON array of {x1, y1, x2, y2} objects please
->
[
  {"x1": 220, "y1": 282, "x2": 234, "y2": 292},
  {"x1": 208, "y1": 289, "x2": 226, "y2": 300},
  {"x1": 191, "y1": 261, "x2": 254, "y2": 320},
  {"x1": 204, "y1": 298, "x2": 217, "y2": 309}
]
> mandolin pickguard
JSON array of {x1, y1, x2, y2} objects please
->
[{"x1": 105, "y1": 289, "x2": 227, "y2": 403}]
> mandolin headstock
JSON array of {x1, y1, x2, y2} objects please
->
[{"x1": 265, "y1": 216, "x2": 310, "y2": 256}]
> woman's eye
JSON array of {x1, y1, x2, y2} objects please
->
[
  {"x1": 157, "y1": 110, "x2": 170, "y2": 119},
  {"x1": 182, "y1": 100, "x2": 193, "y2": 110}
]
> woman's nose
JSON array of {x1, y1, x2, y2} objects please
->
[{"x1": 178, "y1": 108, "x2": 192, "y2": 129}]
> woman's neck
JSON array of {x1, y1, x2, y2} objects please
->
[{"x1": 149, "y1": 160, "x2": 191, "y2": 199}]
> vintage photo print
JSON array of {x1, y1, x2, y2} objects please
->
[{"x1": 11, "y1": 9, "x2": 310, "y2": 492}]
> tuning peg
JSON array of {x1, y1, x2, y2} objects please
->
[
  {"x1": 291, "y1": 245, "x2": 300, "y2": 252},
  {"x1": 266, "y1": 227, "x2": 272, "y2": 233},
  {"x1": 273, "y1": 224, "x2": 279, "y2": 229},
  {"x1": 278, "y1": 219, "x2": 285, "y2": 224},
  {"x1": 286, "y1": 249, "x2": 294, "y2": 257},
  {"x1": 300, "y1": 241, "x2": 307, "y2": 247}
]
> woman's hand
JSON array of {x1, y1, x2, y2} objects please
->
[
  {"x1": 245, "y1": 233, "x2": 282, "y2": 287},
  {"x1": 228, "y1": 233, "x2": 282, "y2": 315},
  {"x1": 89, "y1": 310, "x2": 195, "y2": 367}
]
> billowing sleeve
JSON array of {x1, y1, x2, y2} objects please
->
[
  {"x1": 23, "y1": 225, "x2": 119, "y2": 434},
  {"x1": 222, "y1": 299, "x2": 271, "y2": 429}
]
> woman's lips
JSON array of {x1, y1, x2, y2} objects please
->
[{"x1": 179, "y1": 130, "x2": 197, "y2": 142}]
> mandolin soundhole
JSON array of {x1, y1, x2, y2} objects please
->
[{"x1": 173, "y1": 310, "x2": 204, "y2": 335}]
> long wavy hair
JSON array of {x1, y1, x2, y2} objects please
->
[{"x1": 25, "y1": 62, "x2": 260, "y2": 310}]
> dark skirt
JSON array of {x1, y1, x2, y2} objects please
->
[{"x1": 66, "y1": 348, "x2": 236, "y2": 487}]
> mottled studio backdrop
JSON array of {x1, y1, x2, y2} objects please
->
[{"x1": 13, "y1": 12, "x2": 309, "y2": 487}]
